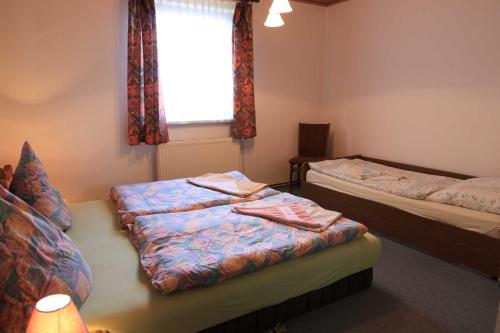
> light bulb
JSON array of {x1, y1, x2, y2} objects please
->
[
  {"x1": 269, "y1": 0, "x2": 292, "y2": 14},
  {"x1": 26, "y1": 294, "x2": 88, "y2": 333},
  {"x1": 264, "y1": 12, "x2": 285, "y2": 28}
]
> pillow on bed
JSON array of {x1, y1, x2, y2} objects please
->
[
  {"x1": 0, "y1": 165, "x2": 13, "y2": 189},
  {"x1": 426, "y1": 178, "x2": 500, "y2": 215},
  {"x1": 9, "y1": 141, "x2": 72, "y2": 231},
  {"x1": 0, "y1": 186, "x2": 92, "y2": 333}
]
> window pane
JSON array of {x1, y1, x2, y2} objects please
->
[{"x1": 156, "y1": 0, "x2": 235, "y2": 123}]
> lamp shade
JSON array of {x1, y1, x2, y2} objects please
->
[
  {"x1": 26, "y1": 294, "x2": 88, "y2": 333},
  {"x1": 269, "y1": 0, "x2": 292, "y2": 14},
  {"x1": 264, "y1": 12, "x2": 285, "y2": 28}
]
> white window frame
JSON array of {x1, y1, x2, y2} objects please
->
[{"x1": 155, "y1": 0, "x2": 235, "y2": 125}]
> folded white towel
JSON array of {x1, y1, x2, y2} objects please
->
[{"x1": 187, "y1": 173, "x2": 268, "y2": 197}]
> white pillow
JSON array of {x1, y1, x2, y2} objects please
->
[{"x1": 427, "y1": 177, "x2": 500, "y2": 215}]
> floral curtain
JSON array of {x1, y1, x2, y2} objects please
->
[
  {"x1": 232, "y1": 0, "x2": 257, "y2": 140},
  {"x1": 128, "y1": 0, "x2": 169, "y2": 145}
]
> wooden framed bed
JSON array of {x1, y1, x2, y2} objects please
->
[{"x1": 302, "y1": 155, "x2": 500, "y2": 279}]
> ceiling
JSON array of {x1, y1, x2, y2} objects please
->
[{"x1": 292, "y1": 0, "x2": 348, "y2": 7}]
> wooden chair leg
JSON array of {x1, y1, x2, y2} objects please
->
[
  {"x1": 297, "y1": 164, "x2": 302, "y2": 188},
  {"x1": 289, "y1": 163, "x2": 294, "y2": 193}
]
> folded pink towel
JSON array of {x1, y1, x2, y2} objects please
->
[{"x1": 233, "y1": 202, "x2": 342, "y2": 232}]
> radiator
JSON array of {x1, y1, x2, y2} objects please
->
[{"x1": 156, "y1": 138, "x2": 242, "y2": 180}]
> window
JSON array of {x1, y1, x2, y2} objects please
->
[{"x1": 155, "y1": 0, "x2": 235, "y2": 124}]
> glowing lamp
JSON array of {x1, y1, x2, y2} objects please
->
[
  {"x1": 269, "y1": 0, "x2": 292, "y2": 14},
  {"x1": 264, "y1": 12, "x2": 285, "y2": 28},
  {"x1": 26, "y1": 294, "x2": 88, "y2": 333}
]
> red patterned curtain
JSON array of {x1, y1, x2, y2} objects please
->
[
  {"x1": 128, "y1": 0, "x2": 169, "y2": 145},
  {"x1": 232, "y1": 0, "x2": 256, "y2": 140}
]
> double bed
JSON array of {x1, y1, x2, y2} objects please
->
[
  {"x1": 2, "y1": 144, "x2": 380, "y2": 333},
  {"x1": 302, "y1": 155, "x2": 500, "y2": 278},
  {"x1": 67, "y1": 174, "x2": 381, "y2": 333}
]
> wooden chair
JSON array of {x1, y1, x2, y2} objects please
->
[{"x1": 289, "y1": 123, "x2": 330, "y2": 192}]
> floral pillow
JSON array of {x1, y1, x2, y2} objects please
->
[
  {"x1": 9, "y1": 142, "x2": 72, "y2": 231},
  {"x1": 0, "y1": 165, "x2": 13, "y2": 189},
  {"x1": 427, "y1": 177, "x2": 500, "y2": 215},
  {"x1": 0, "y1": 186, "x2": 93, "y2": 333}
]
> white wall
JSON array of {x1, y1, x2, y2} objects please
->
[
  {"x1": 322, "y1": 0, "x2": 500, "y2": 176},
  {"x1": 0, "y1": 1, "x2": 155, "y2": 203},
  {"x1": 3, "y1": 0, "x2": 497, "y2": 203},
  {"x1": 247, "y1": 0, "x2": 325, "y2": 183},
  {"x1": 0, "y1": 0, "x2": 325, "y2": 202}
]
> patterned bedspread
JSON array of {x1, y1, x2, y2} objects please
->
[
  {"x1": 130, "y1": 193, "x2": 368, "y2": 294},
  {"x1": 309, "y1": 159, "x2": 459, "y2": 200},
  {"x1": 110, "y1": 171, "x2": 279, "y2": 226}
]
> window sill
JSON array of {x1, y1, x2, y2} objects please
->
[{"x1": 168, "y1": 119, "x2": 233, "y2": 126}]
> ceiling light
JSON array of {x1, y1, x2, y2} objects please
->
[
  {"x1": 264, "y1": 12, "x2": 285, "y2": 28},
  {"x1": 269, "y1": 0, "x2": 292, "y2": 14}
]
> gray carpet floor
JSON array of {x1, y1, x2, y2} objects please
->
[
  {"x1": 285, "y1": 234, "x2": 499, "y2": 333},
  {"x1": 272, "y1": 184, "x2": 500, "y2": 333}
]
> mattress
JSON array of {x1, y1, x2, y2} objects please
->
[
  {"x1": 307, "y1": 170, "x2": 500, "y2": 238},
  {"x1": 67, "y1": 200, "x2": 381, "y2": 333}
]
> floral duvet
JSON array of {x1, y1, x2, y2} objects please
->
[
  {"x1": 130, "y1": 193, "x2": 368, "y2": 294},
  {"x1": 110, "y1": 171, "x2": 279, "y2": 226},
  {"x1": 309, "y1": 159, "x2": 459, "y2": 200}
]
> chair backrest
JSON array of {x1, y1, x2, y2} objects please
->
[{"x1": 298, "y1": 123, "x2": 330, "y2": 158}]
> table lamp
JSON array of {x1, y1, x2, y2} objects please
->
[{"x1": 26, "y1": 294, "x2": 88, "y2": 333}]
